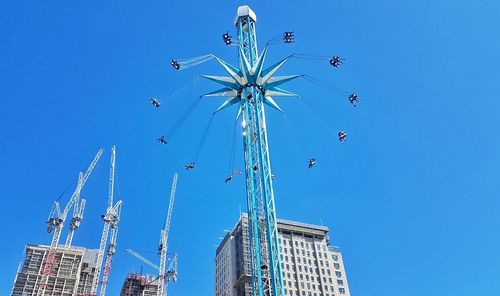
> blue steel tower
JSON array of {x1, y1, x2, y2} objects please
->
[{"x1": 201, "y1": 6, "x2": 301, "y2": 296}]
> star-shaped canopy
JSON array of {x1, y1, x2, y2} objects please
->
[{"x1": 201, "y1": 47, "x2": 301, "y2": 115}]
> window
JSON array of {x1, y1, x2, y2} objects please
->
[
  {"x1": 295, "y1": 241, "x2": 298, "y2": 246},
  {"x1": 333, "y1": 263, "x2": 340, "y2": 269},
  {"x1": 339, "y1": 288, "x2": 345, "y2": 294},
  {"x1": 300, "y1": 274, "x2": 303, "y2": 279},
  {"x1": 308, "y1": 259, "x2": 312, "y2": 265},
  {"x1": 335, "y1": 271, "x2": 341, "y2": 278},
  {"x1": 301, "y1": 242, "x2": 304, "y2": 247},
  {"x1": 332, "y1": 255, "x2": 338, "y2": 261},
  {"x1": 336, "y1": 279, "x2": 343, "y2": 286}
]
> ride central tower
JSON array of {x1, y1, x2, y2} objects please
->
[
  {"x1": 201, "y1": 5, "x2": 302, "y2": 296},
  {"x1": 235, "y1": 6, "x2": 283, "y2": 296}
]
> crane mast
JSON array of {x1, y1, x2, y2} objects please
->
[
  {"x1": 91, "y1": 145, "x2": 122, "y2": 296},
  {"x1": 37, "y1": 149, "x2": 103, "y2": 296},
  {"x1": 158, "y1": 173, "x2": 178, "y2": 296},
  {"x1": 99, "y1": 200, "x2": 122, "y2": 296},
  {"x1": 65, "y1": 172, "x2": 86, "y2": 248}
]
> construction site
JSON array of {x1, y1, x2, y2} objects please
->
[{"x1": 9, "y1": 5, "x2": 355, "y2": 296}]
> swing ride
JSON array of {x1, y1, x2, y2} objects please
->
[{"x1": 148, "y1": 6, "x2": 359, "y2": 296}]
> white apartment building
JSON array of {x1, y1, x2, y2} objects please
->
[{"x1": 215, "y1": 214, "x2": 351, "y2": 296}]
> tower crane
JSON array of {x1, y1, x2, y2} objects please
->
[
  {"x1": 64, "y1": 172, "x2": 86, "y2": 248},
  {"x1": 91, "y1": 145, "x2": 123, "y2": 296},
  {"x1": 158, "y1": 173, "x2": 178, "y2": 296},
  {"x1": 123, "y1": 174, "x2": 178, "y2": 296},
  {"x1": 37, "y1": 149, "x2": 103, "y2": 296},
  {"x1": 99, "y1": 200, "x2": 122, "y2": 296}
]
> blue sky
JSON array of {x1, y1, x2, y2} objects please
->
[{"x1": 1, "y1": 0, "x2": 500, "y2": 295}]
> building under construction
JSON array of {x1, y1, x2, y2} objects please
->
[
  {"x1": 119, "y1": 273, "x2": 162, "y2": 296},
  {"x1": 10, "y1": 147, "x2": 124, "y2": 296},
  {"x1": 11, "y1": 244, "x2": 99, "y2": 296}
]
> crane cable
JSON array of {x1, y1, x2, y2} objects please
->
[{"x1": 55, "y1": 179, "x2": 78, "y2": 202}]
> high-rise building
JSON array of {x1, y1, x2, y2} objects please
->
[
  {"x1": 215, "y1": 214, "x2": 351, "y2": 296},
  {"x1": 119, "y1": 273, "x2": 161, "y2": 296},
  {"x1": 11, "y1": 244, "x2": 99, "y2": 296}
]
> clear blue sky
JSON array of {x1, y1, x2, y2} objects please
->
[{"x1": 1, "y1": 1, "x2": 499, "y2": 295}]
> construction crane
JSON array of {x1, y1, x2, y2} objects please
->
[
  {"x1": 91, "y1": 145, "x2": 123, "y2": 296},
  {"x1": 123, "y1": 174, "x2": 178, "y2": 296},
  {"x1": 99, "y1": 200, "x2": 122, "y2": 296},
  {"x1": 126, "y1": 248, "x2": 178, "y2": 296},
  {"x1": 125, "y1": 250, "x2": 178, "y2": 285},
  {"x1": 158, "y1": 173, "x2": 178, "y2": 296},
  {"x1": 64, "y1": 172, "x2": 86, "y2": 248},
  {"x1": 37, "y1": 149, "x2": 103, "y2": 296}
]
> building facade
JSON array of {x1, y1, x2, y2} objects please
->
[
  {"x1": 119, "y1": 273, "x2": 161, "y2": 296},
  {"x1": 215, "y1": 214, "x2": 351, "y2": 296},
  {"x1": 11, "y1": 244, "x2": 99, "y2": 296}
]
